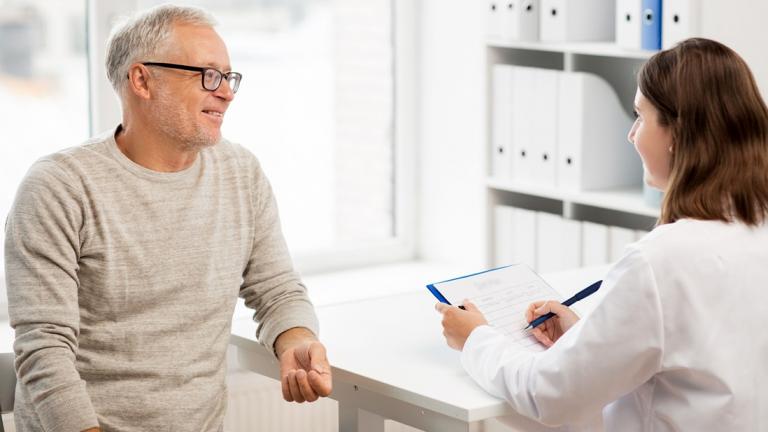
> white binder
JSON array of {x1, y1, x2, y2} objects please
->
[
  {"x1": 510, "y1": 66, "x2": 538, "y2": 184},
  {"x1": 537, "y1": 212, "x2": 582, "y2": 273},
  {"x1": 531, "y1": 68, "x2": 559, "y2": 187},
  {"x1": 582, "y1": 221, "x2": 609, "y2": 266},
  {"x1": 608, "y1": 225, "x2": 636, "y2": 262},
  {"x1": 492, "y1": 65, "x2": 515, "y2": 181},
  {"x1": 662, "y1": 0, "x2": 700, "y2": 49},
  {"x1": 615, "y1": 0, "x2": 643, "y2": 49},
  {"x1": 487, "y1": 0, "x2": 504, "y2": 40},
  {"x1": 500, "y1": 0, "x2": 541, "y2": 42},
  {"x1": 540, "y1": 0, "x2": 616, "y2": 42},
  {"x1": 513, "y1": 208, "x2": 538, "y2": 268},
  {"x1": 494, "y1": 205, "x2": 516, "y2": 266},
  {"x1": 494, "y1": 205, "x2": 537, "y2": 268},
  {"x1": 556, "y1": 71, "x2": 640, "y2": 191},
  {"x1": 560, "y1": 217, "x2": 582, "y2": 269}
]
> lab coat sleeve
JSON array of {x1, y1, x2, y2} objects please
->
[{"x1": 461, "y1": 247, "x2": 665, "y2": 426}]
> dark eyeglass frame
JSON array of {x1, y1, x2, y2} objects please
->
[{"x1": 141, "y1": 62, "x2": 242, "y2": 93}]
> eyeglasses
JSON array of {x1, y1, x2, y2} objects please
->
[{"x1": 141, "y1": 62, "x2": 242, "y2": 93}]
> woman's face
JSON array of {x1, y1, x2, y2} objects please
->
[{"x1": 628, "y1": 89, "x2": 674, "y2": 191}]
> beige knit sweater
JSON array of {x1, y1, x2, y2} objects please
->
[{"x1": 4, "y1": 129, "x2": 318, "y2": 431}]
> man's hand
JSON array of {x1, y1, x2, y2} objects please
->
[
  {"x1": 274, "y1": 327, "x2": 332, "y2": 403},
  {"x1": 436, "y1": 300, "x2": 488, "y2": 351}
]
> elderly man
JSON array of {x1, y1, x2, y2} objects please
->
[{"x1": 4, "y1": 4, "x2": 331, "y2": 431}]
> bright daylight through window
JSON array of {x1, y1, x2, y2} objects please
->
[
  {"x1": 0, "y1": 0, "x2": 89, "y2": 305},
  {"x1": 138, "y1": 0, "x2": 397, "y2": 257},
  {"x1": 1, "y1": 0, "x2": 401, "y2": 296}
]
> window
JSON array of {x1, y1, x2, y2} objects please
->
[
  {"x1": 0, "y1": 1, "x2": 415, "y2": 286},
  {"x1": 0, "y1": 0, "x2": 89, "y2": 306},
  {"x1": 123, "y1": 0, "x2": 413, "y2": 270}
]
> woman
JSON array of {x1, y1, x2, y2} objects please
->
[{"x1": 437, "y1": 38, "x2": 768, "y2": 430}]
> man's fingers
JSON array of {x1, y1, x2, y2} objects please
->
[
  {"x1": 281, "y1": 373, "x2": 293, "y2": 402},
  {"x1": 308, "y1": 370, "x2": 333, "y2": 397},
  {"x1": 287, "y1": 370, "x2": 305, "y2": 403},
  {"x1": 296, "y1": 369, "x2": 319, "y2": 402},
  {"x1": 435, "y1": 302, "x2": 451, "y2": 313}
]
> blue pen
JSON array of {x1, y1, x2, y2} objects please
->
[{"x1": 524, "y1": 280, "x2": 602, "y2": 330}]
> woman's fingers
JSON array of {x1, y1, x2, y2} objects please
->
[
  {"x1": 531, "y1": 327, "x2": 553, "y2": 347},
  {"x1": 462, "y1": 300, "x2": 481, "y2": 312}
]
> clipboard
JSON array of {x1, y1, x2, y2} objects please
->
[{"x1": 426, "y1": 264, "x2": 561, "y2": 350}]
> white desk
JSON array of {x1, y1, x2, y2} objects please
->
[{"x1": 230, "y1": 265, "x2": 608, "y2": 432}]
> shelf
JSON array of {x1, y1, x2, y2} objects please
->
[
  {"x1": 487, "y1": 39, "x2": 655, "y2": 60},
  {"x1": 487, "y1": 178, "x2": 661, "y2": 218}
]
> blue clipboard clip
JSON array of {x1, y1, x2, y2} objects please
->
[{"x1": 427, "y1": 264, "x2": 518, "y2": 310}]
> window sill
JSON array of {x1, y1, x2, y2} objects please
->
[{"x1": 233, "y1": 260, "x2": 470, "y2": 320}]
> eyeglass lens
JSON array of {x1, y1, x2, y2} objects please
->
[{"x1": 202, "y1": 69, "x2": 241, "y2": 93}]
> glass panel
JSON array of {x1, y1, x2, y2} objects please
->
[
  {"x1": 0, "y1": 0, "x2": 89, "y2": 267},
  {"x1": 136, "y1": 0, "x2": 395, "y2": 255}
]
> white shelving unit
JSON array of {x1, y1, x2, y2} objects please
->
[
  {"x1": 487, "y1": 178, "x2": 659, "y2": 218},
  {"x1": 486, "y1": 40, "x2": 660, "y2": 266},
  {"x1": 487, "y1": 39, "x2": 653, "y2": 60}
]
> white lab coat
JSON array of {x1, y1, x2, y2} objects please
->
[{"x1": 461, "y1": 219, "x2": 768, "y2": 431}]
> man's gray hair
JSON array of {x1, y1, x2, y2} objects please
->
[{"x1": 105, "y1": 4, "x2": 217, "y2": 96}]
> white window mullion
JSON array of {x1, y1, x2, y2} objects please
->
[{"x1": 393, "y1": 0, "x2": 419, "y2": 260}]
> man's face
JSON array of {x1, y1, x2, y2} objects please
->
[{"x1": 148, "y1": 23, "x2": 235, "y2": 150}]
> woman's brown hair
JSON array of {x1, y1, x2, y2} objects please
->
[{"x1": 638, "y1": 38, "x2": 768, "y2": 226}]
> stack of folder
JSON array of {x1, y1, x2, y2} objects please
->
[
  {"x1": 487, "y1": 0, "x2": 617, "y2": 43},
  {"x1": 491, "y1": 65, "x2": 641, "y2": 191},
  {"x1": 494, "y1": 206, "x2": 650, "y2": 272},
  {"x1": 488, "y1": 0, "x2": 702, "y2": 50},
  {"x1": 616, "y1": 0, "x2": 701, "y2": 51},
  {"x1": 539, "y1": 0, "x2": 615, "y2": 42},
  {"x1": 487, "y1": 0, "x2": 541, "y2": 42}
]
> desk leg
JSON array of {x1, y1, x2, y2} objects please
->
[
  {"x1": 339, "y1": 401, "x2": 485, "y2": 432},
  {"x1": 233, "y1": 345, "x2": 487, "y2": 432},
  {"x1": 339, "y1": 403, "x2": 386, "y2": 432}
]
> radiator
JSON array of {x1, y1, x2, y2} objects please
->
[
  {"x1": 224, "y1": 370, "x2": 423, "y2": 432},
  {"x1": 0, "y1": 373, "x2": 504, "y2": 431},
  {"x1": 224, "y1": 370, "x2": 337, "y2": 431}
]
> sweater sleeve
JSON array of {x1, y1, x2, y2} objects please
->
[
  {"x1": 460, "y1": 248, "x2": 665, "y2": 426},
  {"x1": 4, "y1": 160, "x2": 99, "y2": 431},
  {"x1": 238, "y1": 158, "x2": 319, "y2": 354}
]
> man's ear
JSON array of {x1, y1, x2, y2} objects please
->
[{"x1": 126, "y1": 63, "x2": 153, "y2": 99}]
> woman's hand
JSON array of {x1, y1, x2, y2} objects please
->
[
  {"x1": 436, "y1": 300, "x2": 488, "y2": 351},
  {"x1": 525, "y1": 300, "x2": 580, "y2": 348}
]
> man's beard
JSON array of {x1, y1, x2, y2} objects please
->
[{"x1": 150, "y1": 91, "x2": 220, "y2": 151}]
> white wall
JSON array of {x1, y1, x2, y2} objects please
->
[
  {"x1": 412, "y1": 0, "x2": 768, "y2": 270},
  {"x1": 416, "y1": 1, "x2": 487, "y2": 268},
  {"x1": 700, "y1": 0, "x2": 768, "y2": 100}
]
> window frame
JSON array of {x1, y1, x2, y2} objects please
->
[{"x1": 87, "y1": 0, "x2": 418, "y2": 274}]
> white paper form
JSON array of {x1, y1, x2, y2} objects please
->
[{"x1": 428, "y1": 264, "x2": 561, "y2": 352}]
